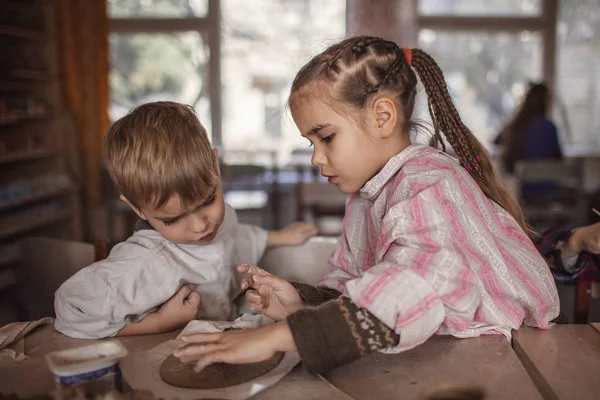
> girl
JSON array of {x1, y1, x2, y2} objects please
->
[
  {"x1": 494, "y1": 82, "x2": 563, "y2": 202},
  {"x1": 495, "y1": 82, "x2": 562, "y2": 174},
  {"x1": 174, "y1": 36, "x2": 560, "y2": 374}
]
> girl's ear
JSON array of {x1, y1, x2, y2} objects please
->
[{"x1": 372, "y1": 96, "x2": 399, "y2": 138}]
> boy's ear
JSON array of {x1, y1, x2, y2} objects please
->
[
  {"x1": 119, "y1": 195, "x2": 146, "y2": 220},
  {"x1": 213, "y1": 148, "x2": 221, "y2": 177}
]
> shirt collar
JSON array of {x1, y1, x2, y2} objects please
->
[{"x1": 359, "y1": 144, "x2": 432, "y2": 200}]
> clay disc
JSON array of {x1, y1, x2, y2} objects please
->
[{"x1": 159, "y1": 348, "x2": 284, "y2": 389}]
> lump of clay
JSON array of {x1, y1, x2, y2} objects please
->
[{"x1": 159, "y1": 348, "x2": 284, "y2": 389}]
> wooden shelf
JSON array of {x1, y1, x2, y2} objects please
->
[
  {"x1": 0, "y1": 254, "x2": 20, "y2": 269},
  {"x1": 0, "y1": 209, "x2": 71, "y2": 241},
  {"x1": 5, "y1": 70, "x2": 51, "y2": 81},
  {"x1": 3, "y1": 0, "x2": 44, "y2": 11},
  {"x1": 0, "y1": 0, "x2": 82, "y2": 316},
  {"x1": 0, "y1": 149, "x2": 56, "y2": 165},
  {"x1": 0, "y1": 269, "x2": 17, "y2": 292},
  {"x1": 0, "y1": 113, "x2": 52, "y2": 127},
  {"x1": 0, "y1": 80, "x2": 52, "y2": 92},
  {"x1": 0, "y1": 185, "x2": 74, "y2": 213},
  {"x1": 0, "y1": 25, "x2": 46, "y2": 41}
]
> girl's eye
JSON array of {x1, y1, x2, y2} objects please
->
[
  {"x1": 205, "y1": 196, "x2": 216, "y2": 206},
  {"x1": 320, "y1": 133, "x2": 335, "y2": 143}
]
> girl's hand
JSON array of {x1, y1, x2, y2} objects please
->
[
  {"x1": 238, "y1": 264, "x2": 304, "y2": 321},
  {"x1": 173, "y1": 322, "x2": 296, "y2": 372}
]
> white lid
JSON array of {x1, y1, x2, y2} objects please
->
[{"x1": 45, "y1": 341, "x2": 129, "y2": 377}]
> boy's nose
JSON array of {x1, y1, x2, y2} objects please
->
[{"x1": 189, "y1": 213, "x2": 208, "y2": 233}]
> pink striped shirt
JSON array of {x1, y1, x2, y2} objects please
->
[{"x1": 321, "y1": 144, "x2": 560, "y2": 353}]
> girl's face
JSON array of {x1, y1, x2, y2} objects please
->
[{"x1": 291, "y1": 95, "x2": 405, "y2": 194}]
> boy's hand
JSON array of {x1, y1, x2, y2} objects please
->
[
  {"x1": 267, "y1": 222, "x2": 317, "y2": 247},
  {"x1": 238, "y1": 264, "x2": 303, "y2": 321},
  {"x1": 157, "y1": 284, "x2": 202, "y2": 330},
  {"x1": 117, "y1": 284, "x2": 201, "y2": 336}
]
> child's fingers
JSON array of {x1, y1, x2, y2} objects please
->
[
  {"x1": 175, "y1": 284, "x2": 194, "y2": 300},
  {"x1": 254, "y1": 274, "x2": 287, "y2": 292},
  {"x1": 245, "y1": 290, "x2": 261, "y2": 303},
  {"x1": 179, "y1": 332, "x2": 223, "y2": 345},
  {"x1": 237, "y1": 264, "x2": 269, "y2": 277},
  {"x1": 186, "y1": 291, "x2": 201, "y2": 307},
  {"x1": 175, "y1": 343, "x2": 226, "y2": 363},
  {"x1": 193, "y1": 350, "x2": 230, "y2": 372},
  {"x1": 240, "y1": 276, "x2": 254, "y2": 290}
]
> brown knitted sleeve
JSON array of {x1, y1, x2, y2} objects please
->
[
  {"x1": 290, "y1": 282, "x2": 341, "y2": 306},
  {"x1": 286, "y1": 296, "x2": 399, "y2": 374}
]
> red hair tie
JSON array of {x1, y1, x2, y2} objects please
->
[{"x1": 402, "y1": 48, "x2": 412, "y2": 66}]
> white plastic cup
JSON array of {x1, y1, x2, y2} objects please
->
[{"x1": 45, "y1": 341, "x2": 128, "y2": 393}]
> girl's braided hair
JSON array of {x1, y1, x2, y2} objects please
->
[{"x1": 289, "y1": 36, "x2": 532, "y2": 235}]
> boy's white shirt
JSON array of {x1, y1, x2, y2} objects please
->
[{"x1": 54, "y1": 204, "x2": 268, "y2": 339}]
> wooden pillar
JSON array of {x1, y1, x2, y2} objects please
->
[
  {"x1": 542, "y1": 0, "x2": 558, "y2": 117},
  {"x1": 346, "y1": 0, "x2": 419, "y2": 47}
]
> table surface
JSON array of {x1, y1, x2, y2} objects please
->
[
  {"x1": 513, "y1": 324, "x2": 600, "y2": 400},
  {"x1": 0, "y1": 325, "x2": 544, "y2": 400}
]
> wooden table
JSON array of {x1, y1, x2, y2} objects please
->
[
  {"x1": 0, "y1": 325, "x2": 542, "y2": 399},
  {"x1": 324, "y1": 334, "x2": 542, "y2": 400},
  {"x1": 513, "y1": 324, "x2": 600, "y2": 400}
]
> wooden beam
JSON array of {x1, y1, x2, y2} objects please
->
[
  {"x1": 110, "y1": 17, "x2": 213, "y2": 33},
  {"x1": 419, "y1": 16, "x2": 550, "y2": 32}
]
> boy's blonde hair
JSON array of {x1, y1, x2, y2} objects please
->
[{"x1": 103, "y1": 101, "x2": 218, "y2": 210}]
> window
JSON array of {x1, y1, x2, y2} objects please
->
[
  {"x1": 419, "y1": 0, "x2": 541, "y2": 16},
  {"x1": 221, "y1": 0, "x2": 346, "y2": 164},
  {"x1": 419, "y1": 30, "x2": 542, "y2": 145},
  {"x1": 416, "y1": 0, "x2": 556, "y2": 149},
  {"x1": 108, "y1": 0, "x2": 218, "y2": 141},
  {"x1": 109, "y1": 32, "x2": 211, "y2": 133},
  {"x1": 555, "y1": 0, "x2": 600, "y2": 148},
  {"x1": 108, "y1": 0, "x2": 208, "y2": 18},
  {"x1": 108, "y1": 0, "x2": 345, "y2": 161}
]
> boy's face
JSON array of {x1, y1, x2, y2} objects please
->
[{"x1": 129, "y1": 183, "x2": 226, "y2": 245}]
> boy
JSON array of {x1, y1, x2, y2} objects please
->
[{"x1": 54, "y1": 102, "x2": 316, "y2": 339}]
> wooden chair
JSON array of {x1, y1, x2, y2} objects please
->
[
  {"x1": 94, "y1": 239, "x2": 116, "y2": 261},
  {"x1": 516, "y1": 160, "x2": 592, "y2": 323},
  {"x1": 220, "y1": 162, "x2": 280, "y2": 229},
  {"x1": 575, "y1": 281, "x2": 591, "y2": 323},
  {"x1": 296, "y1": 180, "x2": 347, "y2": 236},
  {"x1": 514, "y1": 159, "x2": 585, "y2": 229},
  {"x1": 18, "y1": 237, "x2": 94, "y2": 320}
]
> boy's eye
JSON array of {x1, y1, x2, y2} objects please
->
[
  {"x1": 320, "y1": 133, "x2": 335, "y2": 143},
  {"x1": 163, "y1": 217, "x2": 179, "y2": 226}
]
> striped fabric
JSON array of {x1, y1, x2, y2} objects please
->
[{"x1": 321, "y1": 144, "x2": 560, "y2": 353}]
